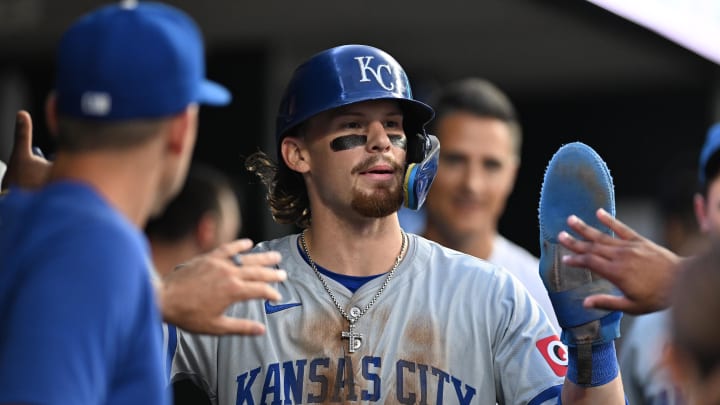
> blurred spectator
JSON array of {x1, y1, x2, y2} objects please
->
[
  {"x1": 667, "y1": 243, "x2": 720, "y2": 405},
  {"x1": 146, "y1": 164, "x2": 241, "y2": 276},
  {"x1": 620, "y1": 167, "x2": 705, "y2": 405},
  {"x1": 411, "y1": 78, "x2": 560, "y2": 331}
]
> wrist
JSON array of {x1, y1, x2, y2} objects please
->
[{"x1": 567, "y1": 341, "x2": 618, "y2": 387}]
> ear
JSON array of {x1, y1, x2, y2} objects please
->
[
  {"x1": 194, "y1": 212, "x2": 217, "y2": 252},
  {"x1": 44, "y1": 92, "x2": 59, "y2": 136},
  {"x1": 281, "y1": 136, "x2": 310, "y2": 173},
  {"x1": 166, "y1": 105, "x2": 199, "y2": 155},
  {"x1": 694, "y1": 193, "x2": 710, "y2": 234}
]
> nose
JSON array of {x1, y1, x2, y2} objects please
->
[
  {"x1": 365, "y1": 121, "x2": 392, "y2": 153},
  {"x1": 462, "y1": 164, "x2": 488, "y2": 195}
]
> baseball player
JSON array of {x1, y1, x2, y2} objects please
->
[
  {"x1": 418, "y1": 78, "x2": 561, "y2": 332},
  {"x1": 171, "y1": 45, "x2": 625, "y2": 404},
  {"x1": 0, "y1": 2, "x2": 278, "y2": 403}
]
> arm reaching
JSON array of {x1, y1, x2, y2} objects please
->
[
  {"x1": 157, "y1": 238, "x2": 287, "y2": 335},
  {"x1": 559, "y1": 208, "x2": 682, "y2": 315}
]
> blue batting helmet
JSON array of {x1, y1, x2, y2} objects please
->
[{"x1": 275, "y1": 44, "x2": 435, "y2": 164}]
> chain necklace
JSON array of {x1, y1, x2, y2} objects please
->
[{"x1": 299, "y1": 229, "x2": 407, "y2": 353}]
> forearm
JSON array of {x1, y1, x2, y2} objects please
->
[{"x1": 561, "y1": 374, "x2": 625, "y2": 404}]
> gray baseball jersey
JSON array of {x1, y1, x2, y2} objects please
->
[
  {"x1": 171, "y1": 233, "x2": 566, "y2": 404},
  {"x1": 489, "y1": 235, "x2": 560, "y2": 333}
]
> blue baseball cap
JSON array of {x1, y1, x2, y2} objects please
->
[
  {"x1": 276, "y1": 45, "x2": 434, "y2": 144},
  {"x1": 699, "y1": 123, "x2": 720, "y2": 186},
  {"x1": 55, "y1": 1, "x2": 230, "y2": 121}
]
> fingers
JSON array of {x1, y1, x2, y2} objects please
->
[
  {"x1": 213, "y1": 317, "x2": 267, "y2": 336},
  {"x1": 583, "y1": 294, "x2": 636, "y2": 313},
  {"x1": 558, "y1": 231, "x2": 622, "y2": 265},
  {"x1": 13, "y1": 110, "x2": 33, "y2": 156},
  {"x1": 211, "y1": 238, "x2": 255, "y2": 258},
  {"x1": 565, "y1": 215, "x2": 618, "y2": 245},
  {"x1": 596, "y1": 208, "x2": 640, "y2": 241},
  {"x1": 233, "y1": 251, "x2": 283, "y2": 267},
  {"x1": 561, "y1": 251, "x2": 620, "y2": 283},
  {"x1": 558, "y1": 231, "x2": 593, "y2": 253},
  {"x1": 202, "y1": 256, "x2": 286, "y2": 302},
  {"x1": 228, "y1": 279, "x2": 284, "y2": 302}
]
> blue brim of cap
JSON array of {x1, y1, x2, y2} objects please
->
[{"x1": 198, "y1": 80, "x2": 231, "y2": 106}]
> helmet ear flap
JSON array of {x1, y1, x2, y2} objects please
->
[
  {"x1": 402, "y1": 134, "x2": 439, "y2": 210},
  {"x1": 405, "y1": 131, "x2": 430, "y2": 164}
]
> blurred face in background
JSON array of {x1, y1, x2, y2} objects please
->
[
  {"x1": 214, "y1": 188, "x2": 241, "y2": 246},
  {"x1": 695, "y1": 174, "x2": 720, "y2": 237},
  {"x1": 425, "y1": 112, "x2": 518, "y2": 238}
]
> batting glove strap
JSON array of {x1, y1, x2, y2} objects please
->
[{"x1": 566, "y1": 341, "x2": 619, "y2": 387}]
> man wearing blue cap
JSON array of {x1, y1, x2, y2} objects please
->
[{"x1": 0, "y1": 2, "x2": 283, "y2": 404}]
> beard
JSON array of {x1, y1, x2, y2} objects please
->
[{"x1": 350, "y1": 178, "x2": 404, "y2": 218}]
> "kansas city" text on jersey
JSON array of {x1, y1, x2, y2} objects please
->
[{"x1": 235, "y1": 356, "x2": 477, "y2": 404}]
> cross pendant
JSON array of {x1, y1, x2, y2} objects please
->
[{"x1": 341, "y1": 323, "x2": 363, "y2": 353}]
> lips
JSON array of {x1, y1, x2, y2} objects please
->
[
  {"x1": 452, "y1": 198, "x2": 488, "y2": 210},
  {"x1": 360, "y1": 164, "x2": 395, "y2": 175}
]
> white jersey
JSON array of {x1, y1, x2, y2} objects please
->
[
  {"x1": 489, "y1": 235, "x2": 560, "y2": 333},
  {"x1": 620, "y1": 311, "x2": 683, "y2": 405},
  {"x1": 172, "y1": 234, "x2": 565, "y2": 404}
]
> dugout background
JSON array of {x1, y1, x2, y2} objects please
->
[{"x1": 0, "y1": 0, "x2": 718, "y2": 256}]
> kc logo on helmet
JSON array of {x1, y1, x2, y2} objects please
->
[
  {"x1": 355, "y1": 56, "x2": 395, "y2": 91},
  {"x1": 536, "y1": 335, "x2": 567, "y2": 377}
]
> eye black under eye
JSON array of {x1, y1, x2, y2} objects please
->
[
  {"x1": 330, "y1": 135, "x2": 367, "y2": 151},
  {"x1": 389, "y1": 135, "x2": 406, "y2": 149}
]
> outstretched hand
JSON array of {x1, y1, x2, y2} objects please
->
[
  {"x1": 2, "y1": 110, "x2": 52, "y2": 190},
  {"x1": 558, "y1": 208, "x2": 682, "y2": 315},
  {"x1": 157, "y1": 238, "x2": 286, "y2": 335}
]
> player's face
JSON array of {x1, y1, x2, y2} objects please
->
[
  {"x1": 303, "y1": 100, "x2": 406, "y2": 218},
  {"x1": 425, "y1": 113, "x2": 518, "y2": 238},
  {"x1": 698, "y1": 177, "x2": 720, "y2": 237}
]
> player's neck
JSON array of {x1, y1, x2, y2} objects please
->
[
  {"x1": 423, "y1": 224, "x2": 496, "y2": 260},
  {"x1": 48, "y1": 149, "x2": 164, "y2": 228},
  {"x1": 301, "y1": 214, "x2": 406, "y2": 277}
]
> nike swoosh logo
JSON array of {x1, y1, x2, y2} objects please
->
[{"x1": 264, "y1": 300, "x2": 302, "y2": 314}]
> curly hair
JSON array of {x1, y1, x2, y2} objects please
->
[{"x1": 245, "y1": 130, "x2": 311, "y2": 228}]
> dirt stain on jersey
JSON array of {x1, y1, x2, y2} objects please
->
[
  {"x1": 299, "y1": 313, "x2": 345, "y2": 356},
  {"x1": 396, "y1": 315, "x2": 448, "y2": 403}
]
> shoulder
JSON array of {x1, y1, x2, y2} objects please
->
[
  {"x1": 408, "y1": 233, "x2": 509, "y2": 283},
  {"x1": 6, "y1": 183, "x2": 149, "y2": 291},
  {"x1": 490, "y1": 235, "x2": 539, "y2": 269},
  {"x1": 253, "y1": 234, "x2": 296, "y2": 254}
]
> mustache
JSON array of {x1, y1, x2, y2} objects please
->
[{"x1": 351, "y1": 157, "x2": 404, "y2": 174}]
